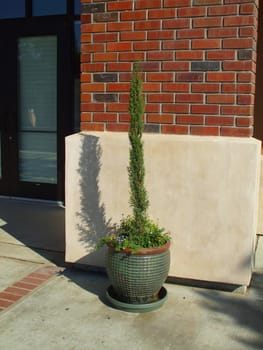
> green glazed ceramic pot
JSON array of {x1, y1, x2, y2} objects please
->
[{"x1": 106, "y1": 241, "x2": 170, "y2": 304}]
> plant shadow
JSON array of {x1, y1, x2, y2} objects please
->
[
  {"x1": 61, "y1": 266, "x2": 114, "y2": 309},
  {"x1": 196, "y1": 271, "x2": 263, "y2": 349},
  {"x1": 66, "y1": 134, "x2": 118, "y2": 307},
  {"x1": 76, "y1": 134, "x2": 115, "y2": 252}
]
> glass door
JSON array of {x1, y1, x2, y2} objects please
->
[
  {"x1": 0, "y1": 18, "x2": 74, "y2": 200},
  {"x1": 18, "y1": 36, "x2": 58, "y2": 185}
]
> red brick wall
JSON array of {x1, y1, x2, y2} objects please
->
[{"x1": 80, "y1": 0, "x2": 259, "y2": 137}]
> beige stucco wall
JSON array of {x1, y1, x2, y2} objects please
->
[
  {"x1": 257, "y1": 157, "x2": 263, "y2": 235},
  {"x1": 65, "y1": 132, "x2": 261, "y2": 286}
]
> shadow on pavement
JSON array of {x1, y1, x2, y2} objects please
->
[
  {"x1": 0, "y1": 197, "x2": 65, "y2": 266},
  {"x1": 61, "y1": 266, "x2": 112, "y2": 308},
  {"x1": 196, "y1": 272, "x2": 263, "y2": 349}
]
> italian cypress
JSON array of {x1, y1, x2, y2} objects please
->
[{"x1": 128, "y1": 62, "x2": 149, "y2": 232}]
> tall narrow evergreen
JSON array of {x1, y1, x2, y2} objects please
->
[
  {"x1": 97, "y1": 62, "x2": 170, "y2": 253},
  {"x1": 128, "y1": 62, "x2": 149, "y2": 232}
]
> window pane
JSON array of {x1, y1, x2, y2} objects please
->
[
  {"x1": 33, "y1": 0, "x2": 67, "y2": 16},
  {"x1": 0, "y1": 133, "x2": 2, "y2": 179},
  {"x1": 19, "y1": 132, "x2": 57, "y2": 184},
  {"x1": 0, "y1": 1, "x2": 25, "y2": 19},
  {"x1": 18, "y1": 37, "x2": 57, "y2": 132},
  {"x1": 74, "y1": 21, "x2": 80, "y2": 131},
  {"x1": 74, "y1": 0, "x2": 81, "y2": 15},
  {"x1": 74, "y1": 21, "x2": 81, "y2": 54},
  {"x1": 74, "y1": 79, "x2": 80, "y2": 132},
  {"x1": 18, "y1": 36, "x2": 57, "y2": 184}
]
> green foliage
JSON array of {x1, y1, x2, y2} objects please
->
[
  {"x1": 97, "y1": 62, "x2": 171, "y2": 253},
  {"x1": 128, "y1": 62, "x2": 149, "y2": 232},
  {"x1": 97, "y1": 216, "x2": 170, "y2": 254}
]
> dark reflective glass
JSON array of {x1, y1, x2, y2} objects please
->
[
  {"x1": 74, "y1": 21, "x2": 80, "y2": 53},
  {"x1": 0, "y1": 132, "x2": 2, "y2": 178},
  {"x1": 0, "y1": 1, "x2": 25, "y2": 19},
  {"x1": 74, "y1": 21, "x2": 80, "y2": 131},
  {"x1": 33, "y1": 0, "x2": 67, "y2": 16},
  {"x1": 74, "y1": 0, "x2": 80, "y2": 15}
]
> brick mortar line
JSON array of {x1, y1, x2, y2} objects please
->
[{"x1": 0, "y1": 266, "x2": 63, "y2": 312}]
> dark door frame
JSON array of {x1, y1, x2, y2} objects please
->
[{"x1": 0, "y1": 16, "x2": 75, "y2": 201}]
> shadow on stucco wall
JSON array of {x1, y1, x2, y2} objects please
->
[{"x1": 75, "y1": 134, "x2": 115, "y2": 256}]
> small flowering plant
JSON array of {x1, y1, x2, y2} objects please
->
[
  {"x1": 97, "y1": 215, "x2": 170, "y2": 253},
  {"x1": 97, "y1": 62, "x2": 171, "y2": 254}
]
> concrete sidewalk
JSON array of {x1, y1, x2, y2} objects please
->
[
  {"x1": 0, "y1": 247, "x2": 263, "y2": 349},
  {"x1": 0, "y1": 198, "x2": 263, "y2": 350}
]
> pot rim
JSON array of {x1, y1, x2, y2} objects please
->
[{"x1": 107, "y1": 240, "x2": 171, "y2": 255}]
